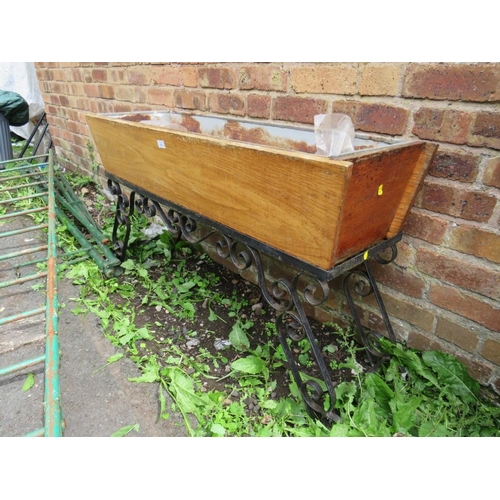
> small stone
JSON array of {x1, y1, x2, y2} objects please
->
[
  {"x1": 81, "y1": 188, "x2": 89, "y2": 195},
  {"x1": 251, "y1": 303, "x2": 263, "y2": 315},
  {"x1": 186, "y1": 339, "x2": 200, "y2": 348},
  {"x1": 261, "y1": 415, "x2": 272, "y2": 425},
  {"x1": 214, "y1": 339, "x2": 232, "y2": 351},
  {"x1": 155, "y1": 305, "x2": 162, "y2": 312},
  {"x1": 223, "y1": 399, "x2": 232, "y2": 406},
  {"x1": 224, "y1": 365, "x2": 231, "y2": 373},
  {"x1": 231, "y1": 279, "x2": 239, "y2": 285}
]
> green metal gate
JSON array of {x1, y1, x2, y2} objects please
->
[{"x1": 0, "y1": 150, "x2": 62, "y2": 436}]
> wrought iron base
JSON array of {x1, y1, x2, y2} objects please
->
[{"x1": 107, "y1": 177, "x2": 400, "y2": 424}]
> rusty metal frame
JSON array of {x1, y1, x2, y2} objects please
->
[{"x1": 0, "y1": 150, "x2": 62, "y2": 436}]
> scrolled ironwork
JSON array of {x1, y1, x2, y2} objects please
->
[
  {"x1": 303, "y1": 278, "x2": 330, "y2": 306},
  {"x1": 342, "y1": 260, "x2": 397, "y2": 365},
  {"x1": 110, "y1": 187, "x2": 134, "y2": 261},
  {"x1": 135, "y1": 195, "x2": 156, "y2": 218},
  {"x1": 107, "y1": 178, "x2": 122, "y2": 197},
  {"x1": 270, "y1": 277, "x2": 340, "y2": 423},
  {"x1": 374, "y1": 243, "x2": 398, "y2": 265}
]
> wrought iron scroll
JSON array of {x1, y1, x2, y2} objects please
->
[
  {"x1": 108, "y1": 179, "x2": 214, "y2": 261},
  {"x1": 215, "y1": 235, "x2": 340, "y2": 423},
  {"x1": 108, "y1": 179, "x2": 133, "y2": 261},
  {"x1": 108, "y1": 180, "x2": 340, "y2": 423},
  {"x1": 342, "y1": 243, "x2": 398, "y2": 366}
]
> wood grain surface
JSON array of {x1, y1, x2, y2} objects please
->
[
  {"x1": 87, "y1": 114, "x2": 352, "y2": 269},
  {"x1": 87, "y1": 114, "x2": 434, "y2": 270}
]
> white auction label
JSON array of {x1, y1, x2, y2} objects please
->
[{"x1": 157, "y1": 139, "x2": 166, "y2": 149}]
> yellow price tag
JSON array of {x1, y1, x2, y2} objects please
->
[
  {"x1": 363, "y1": 250, "x2": 369, "y2": 260},
  {"x1": 378, "y1": 184, "x2": 384, "y2": 196}
]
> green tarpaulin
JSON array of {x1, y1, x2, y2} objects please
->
[{"x1": 0, "y1": 90, "x2": 29, "y2": 126}]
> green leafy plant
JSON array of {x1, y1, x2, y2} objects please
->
[{"x1": 51, "y1": 172, "x2": 500, "y2": 438}]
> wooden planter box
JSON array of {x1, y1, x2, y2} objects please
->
[{"x1": 87, "y1": 111, "x2": 437, "y2": 272}]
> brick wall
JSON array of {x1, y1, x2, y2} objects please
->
[{"x1": 34, "y1": 62, "x2": 500, "y2": 394}]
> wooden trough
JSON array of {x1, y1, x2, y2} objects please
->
[{"x1": 86, "y1": 111, "x2": 437, "y2": 272}]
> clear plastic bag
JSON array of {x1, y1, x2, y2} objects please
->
[{"x1": 314, "y1": 113, "x2": 355, "y2": 157}]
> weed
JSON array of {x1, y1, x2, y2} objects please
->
[{"x1": 8, "y1": 160, "x2": 498, "y2": 438}]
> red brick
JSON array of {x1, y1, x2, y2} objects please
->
[
  {"x1": 458, "y1": 190, "x2": 498, "y2": 222},
  {"x1": 428, "y1": 149, "x2": 479, "y2": 182},
  {"x1": 112, "y1": 102, "x2": 133, "y2": 113},
  {"x1": 264, "y1": 253, "x2": 302, "y2": 284},
  {"x1": 370, "y1": 262, "x2": 425, "y2": 298},
  {"x1": 360, "y1": 64, "x2": 401, "y2": 96},
  {"x1": 83, "y1": 84, "x2": 99, "y2": 98},
  {"x1": 416, "y1": 247, "x2": 500, "y2": 300},
  {"x1": 290, "y1": 64, "x2": 357, "y2": 94},
  {"x1": 331, "y1": 100, "x2": 408, "y2": 135},
  {"x1": 493, "y1": 377, "x2": 500, "y2": 395},
  {"x1": 416, "y1": 181, "x2": 497, "y2": 222},
  {"x1": 208, "y1": 92, "x2": 245, "y2": 116},
  {"x1": 357, "y1": 103, "x2": 409, "y2": 135},
  {"x1": 365, "y1": 291, "x2": 435, "y2": 332},
  {"x1": 135, "y1": 86, "x2": 148, "y2": 104},
  {"x1": 50, "y1": 69, "x2": 66, "y2": 81},
  {"x1": 481, "y1": 339, "x2": 500, "y2": 365},
  {"x1": 147, "y1": 88, "x2": 173, "y2": 107},
  {"x1": 66, "y1": 120, "x2": 80, "y2": 134},
  {"x1": 454, "y1": 354, "x2": 493, "y2": 385},
  {"x1": 109, "y1": 69, "x2": 127, "y2": 84},
  {"x1": 98, "y1": 85, "x2": 114, "y2": 99},
  {"x1": 174, "y1": 90, "x2": 206, "y2": 111},
  {"x1": 113, "y1": 85, "x2": 135, "y2": 102},
  {"x1": 330, "y1": 100, "x2": 357, "y2": 119},
  {"x1": 412, "y1": 107, "x2": 473, "y2": 145},
  {"x1": 469, "y1": 112, "x2": 500, "y2": 150},
  {"x1": 59, "y1": 95, "x2": 70, "y2": 107},
  {"x1": 152, "y1": 66, "x2": 180, "y2": 86},
  {"x1": 35, "y1": 68, "x2": 49, "y2": 81},
  {"x1": 70, "y1": 68, "x2": 85, "y2": 82},
  {"x1": 448, "y1": 224, "x2": 500, "y2": 263},
  {"x1": 393, "y1": 240, "x2": 415, "y2": 269},
  {"x1": 414, "y1": 182, "x2": 454, "y2": 215},
  {"x1": 199, "y1": 67, "x2": 236, "y2": 89},
  {"x1": 346, "y1": 302, "x2": 409, "y2": 342},
  {"x1": 181, "y1": 66, "x2": 198, "y2": 87},
  {"x1": 91, "y1": 69, "x2": 107, "y2": 82},
  {"x1": 247, "y1": 94, "x2": 271, "y2": 119},
  {"x1": 403, "y1": 63, "x2": 500, "y2": 102},
  {"x1": 129, "y1": 68, "x2": 151, "y2": 86},
  {"x1": 407, "y1": 330, "x2": 444, "y2": 352},
  {"x1": 435, "y1": 317, "x2": 480, "y2": 353},
  {"x1": 429, "y1": 283, "x2": 500, "y2": 331},
  {"x1": 240, "y1": 65, "x2": 287, "y2": 92},
  {"x1": 403, "y1": 210, "x2": 448, "y2": 245},
  {"x1": 97, "y1": 100, "x2": 112, "y2": 113},
  {"x1": 272, "y1": 96, "x2": 327, "y2": 124},
  {"x1": 483, "y1": 157, "x2": 500, "y2": 188}
]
